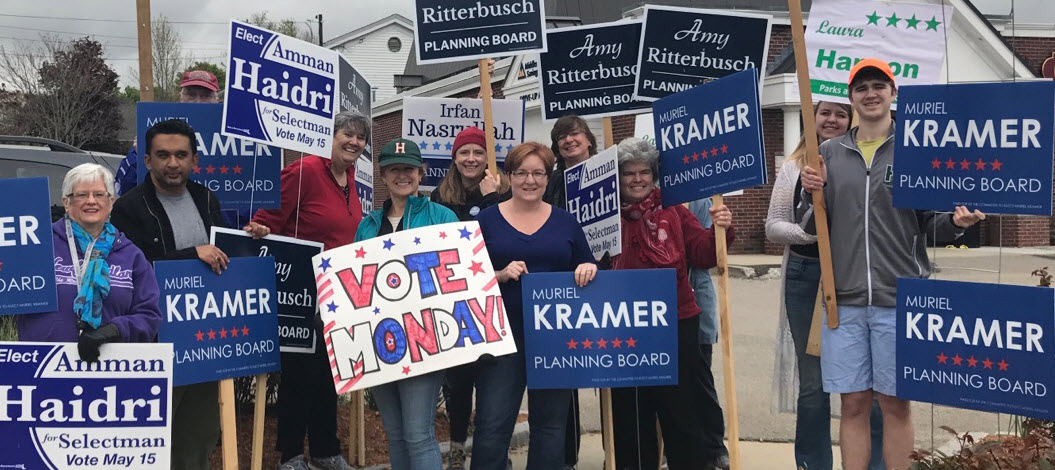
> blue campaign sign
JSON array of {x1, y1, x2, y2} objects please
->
[
  {"x1": 338, "y1": 56, "x2": 373, "y2": 162},
  {"x1": 634, "y1": 5, "x2": 771, "y2": 101},
  {"x1": 0, "y1": 177, "x2": 57, "y2": 315},
  {"x1": 1, "y1": 342, "x2": 173, "y2": 469},
  {"x1": 652, "y1": 68, "x2": 766, "y2": 206},
  {"x1": 896, "y1": 278, "x2": 1055, "y2": 420},
  {"x1": 893, "y1": 81, "x2": 1055, "y2": 216},
  {"x1": 565, "y1": 146, "x2": 621, "y2": 260},
  {"x1": 137, "y1": 103, "x2": 280, "y2": 210},
  {"x1": 224, "y1": 20, "x2": 338, "y2": 157},
  {"x1": 155, "y1": 257, "x2": 281, "y2": 386},
  {"x1": 521, "y1": 269, "x2": 678, "y2": 389},
  {"x1": 414, "y1": 0, "x2": 547, "y2": 65},
  {"x1": 539, "y1": 20, "x2": 651, "y2": 121}
]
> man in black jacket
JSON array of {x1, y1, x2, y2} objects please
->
[{"x1": 111, "y1": 118, "x2": 229, "y2": 470}]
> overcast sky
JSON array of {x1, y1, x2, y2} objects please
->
[{"x1": 0, "y1": 0, "x2": 1048, "y2": 88}]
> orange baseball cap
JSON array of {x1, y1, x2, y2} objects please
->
[{"x1": 848, "y1": 58, "x2": 895, "y2": 88}]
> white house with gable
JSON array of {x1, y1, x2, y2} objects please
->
[{"x1": 325, "y1": 14, "x2": 414, "y2": 103}]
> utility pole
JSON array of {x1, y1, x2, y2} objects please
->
[
  {"x1": 316, "y1": 14, "x2": 323, "y2": 46},
  {"x1": 136, "y1": 0, "x2": 154, "y2": 102}
]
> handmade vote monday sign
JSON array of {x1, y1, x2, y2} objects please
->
[
  {"x1": 402, "y1": 97, "x2": 525, "y2": 190},
  {"x1": 565, "y1": 145, "x2": 621, "y2": 260},
  {"x1": 155, "y1": 257, "x2": 281, "y2": 386},
  {"x1": 211, "y1": 227, "x2": 323, "y2": 354},
  {"x1": 0, "y1": 176, "x2": 57, "y2": 314},
  {"x1": 137, "y1": 103, "x2": 281, "y2": 210},
  {"x1": 896, "y1": 278, "x2": 1055, "y2": 420},
  {"x1": 0, "y1": 342, "x2": 173, "y2": 469},
  {"x1": 312, "y1": 221, "x2": 516, "y2": 393},
  {"x1": 539, "y1": 20, "x2": 651, "y2": 121},
  {"x1": 521, "y1": 269, "x2": 678, "y2": 389},
  {"x1": 634, "y1": 5, "x2": 770, "y2": 101},
  {"x1": 414, "y1": 0, "x2": 547, "y2": 64},
  {"x1": 652, "y1": 68, "x2": 766, "y2": 206},
  {"x1": 224, "y1": 20, "x2": 338, "y2": 157},
  {"x1": 893, "y1": 81, "x2": 1055, "y2": 216}
]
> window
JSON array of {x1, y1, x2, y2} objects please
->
[{"x1": 387, "y1": 37, "x2": 402, "y2": 53}]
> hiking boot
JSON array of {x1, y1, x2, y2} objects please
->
[
  {"x1": 446, "y1": 442, "x2": 467, "y2": 470},
  {"x1": 308, "y1": 455, "x2": 353, "y2": 470},
  {"x1": 278, "y1": 455, "x2": 309, "y2": 470}
]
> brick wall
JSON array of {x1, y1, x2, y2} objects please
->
[{"x1": 1008, "y1": 36, "x2": 1055, "y2": 76}]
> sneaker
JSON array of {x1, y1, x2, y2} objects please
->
[
  {"x1": 279, "y1": 455, "x2": 310, "y2": 470},
  {"x1": 308, "y1": 455, "x2": 353, "y2": 470},
  {"x1": 446, "y1": 443, "x2": 466, "y2": 470}
]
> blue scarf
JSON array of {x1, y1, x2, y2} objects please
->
[{"x1": 70, "y1": 218, "x2": 116, "y2": 329}]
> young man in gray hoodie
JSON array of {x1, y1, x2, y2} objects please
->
[{"x1": 797, "y1": 58, "x2": 985, "y2": 470}]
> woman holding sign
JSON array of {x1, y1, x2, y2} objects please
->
[
  {"x1": 476, "y1": 142, "x2": 598, "y2": 470},
  {"x1": 354, "y1": 138, "x2": 458, "y2": 470},
  {"x1": 543, "y1": 115, "x2": 598, "y2": 209},
  {"x1": 247, "y1": 111, "x2": 370, "y2": 470},
  {"x1": 430, "y1": 126, "x2": 509, "y2": 469},
  {"x1": 609, "y1": 138, "x2": 734, "y2": 470},
  {"x1": 18, "y1": 163, "x2": 162, "y2": 358}
]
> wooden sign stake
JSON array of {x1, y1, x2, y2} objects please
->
[
  {"x1": 599, "y1": 116, "x2": 618, "y2": 470},
  {"x1": 478, "y1": 58, "x2": 498, "y2": 172},
  {"x1": 348, "y1": 390, "x2": 366, "y2": 466},
  {"x1": 251, "y1": 373, "x2": 268, "y2": 470},
  {"x1": 218, "y1": 378, "x2": 239, "y2": 470},
  {"x1": 135, "y1": 0, "x2": 154, "y2": 102},
  {"x1": 712, "y1": 193, "x2": 742, "y2": 470},
  {"x1": 788, "y1": 0, "x2": 840, "y2": 328}
]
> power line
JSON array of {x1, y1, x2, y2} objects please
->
[
  {"x1": 0, "y1": 35, "x2": 226, "y2": 51},
  {"x1": 0, "y1": 52, "x2": 227, "y2": 61},
  {"x1": 0, "y1": 13, "x2": 227, "y2": 25},
  {"x1": 0, "y1": 23, "x2": 227, "y2": 46}
]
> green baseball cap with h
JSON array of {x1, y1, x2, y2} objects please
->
[{"x1": 378, "y1": 138, "x2": 423, "y2": 167}]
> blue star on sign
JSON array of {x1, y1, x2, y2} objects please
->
[
  {"x1": 459, "y1": 226, "x2": 472, "y2": 240},
  {"x1": 414, "y1": 237, "x2": 421, "y2": 245},
  {"x1": 419, "y1": 140, "x2": 429, "y2": 149},
  {"x1": 326, "y1": 301, "x2": 338, "y2": 312},
  {"x1": 445, "y1": 142, "x2": 453, "y2": 151},
  {"x1": 506, "y1": 144, "x2": 514, "y2": 152},
  {"x1": 373, "y1": 307, "x2": 381, "y2": 315},
  {"x1": 383, "y1": 239, "x2": 395, "y2": 250},
  {"x1": 494, "y1": 144, "x2": 502, "y2": 152},
  {"x1": 433, "y1": 141, "x2": 442, "y2": 150},
  {"x1": 318, "y1": 257, "x2": 332, "y2": 272}
]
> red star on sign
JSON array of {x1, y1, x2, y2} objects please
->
[
  {"x1": 596, "y1": 338, "x2": 608, "y2": 349},
  {"x1": 936, "y1": 352, "x2": 948, "y2": 364},
  {"x1": 982, "y1": 358, "x2": 993, "y2": 369},
  {"x1": 945, "y1": 159, "x2": 955, "y2": 169},
  {"x1": 710, "y1": 147, "x2": 719, "y2": 157},
  {"x1": 230, "y1": 327, "x2": 239, "y2": 338},
  {"x1": 402, "y1": 366, "x2": 411, "y2": 375},
  {"x1": 193, "y1": 166, "x2": 202, "y2": 174},
  {"x1": 967, "y1": 356, "x2": 978, "y2": 367},
  {"x1": 219, "y1": 328, "x2": 228, "y2": 339},
  {"x1": 355, "y1": 247, "x2": 366, "y2": 258},
  {"x1": 721, "y1": 144, "x2": 728, "y2": 154},
  {"x1": 997, "y1": 359, "x2": 1009, "y2": 371},
  {"x1": 233, "y1": 165, "x2": 243, "y2": 174},
  {"x1": 566, "y1": 338, "x2": 578, "y2": 349},
  {"x1": 195, "y1": 330, "x2": 204, "y2": 341},
  {"x1": 582, "y1": 339, "x2": 593, "y2": 349},
  {"x1": 691, "y1": 152, "x2": 699, "y2": 162},
  {"x1": 974, "y1": 159, "x2": 987, "y2": 170},
  {"x1": 469, "y1": 261, "x2": 485, "y2": 276},
  {"x1": 683, "y1": 155, "x2": 690, "y2": 164},
  {"x1": 626, "y1": 337, "x2": 637, "y2": 348},
  {"x1": 206, "y1": 165, "x2": 216, "y2": 174},
  {"x1": 931, "y1": 159, "x2": 941, "y2": 169},
  {"x1": 242, "y1": 326, "x2": 249, "y2": 336},
  {"x1": 951, "y1": 354, "x2": 963, "y2": 366},
  {"x1": 990, "y1": 159, "x2": 1002, "y2": 171},
  {"x1": 960, "y1": 159, "x2": 971, "y2": 170},
  {"x1": 207, "y1": 329, "x2": 216, "y2": 340},
  {"x1": 0, "y1": 261, "x2": 3, "y2": 272},
  {"x1": 439, "y1": 232, "x2": 448, "y2": 239},
  {"x1": 611, "y1": 338, "x2": 622, "y2": 348},
  {"x1": 219, "y1": 165, "x2": 229, "y2": 174}
]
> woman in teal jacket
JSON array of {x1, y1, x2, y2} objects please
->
[{"x1": 354, "y1": 138, "x2": 457, "y2": 470}]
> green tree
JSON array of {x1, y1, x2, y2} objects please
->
[
  {"x1": 245, "y1": 11, "x2": 317, "y2": 43},
  {"x1": 116, "y1": 85, "x2": 140, "y2": 102}
]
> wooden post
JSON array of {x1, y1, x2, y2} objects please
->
[
  {"x1": 806, "y1": 286, "x2": 824, "y2": 356},
  {"x1": 135, "y1": 0, "x2": 154, "y2": 102},
  {"x1": 478, "y1": 58, "x2": 497, "y2": 172},
  {"x1": 787, "y1": 0, "x2": 840, "y2": 328},
  {"x1": 218, "y1": 379, "x2": 239, "y2": 470},
  {"x1": 712, "y1": 194, "x2": 742, "y2": 470},
  {"x1": 655, "y1": 417, "x2": 664, "y2": 470},
  {"x1": 599, "y1": 116, "x2": 617, "y2": 470},
  {"x1": 355, "y1": 390, "x2": 366, "y2": 466},
  {"x1": 251, "y1": 373, "x2": 268, "y2": 470}
]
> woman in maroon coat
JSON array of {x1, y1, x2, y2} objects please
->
[{"x1": 609, "y1": 137, "x2": 735, "y2": 470}]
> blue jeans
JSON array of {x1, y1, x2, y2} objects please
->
[
  {"x1": 784, "y1": 255, "x2": 885, "y2": 470},
  {"x1": 371, "y1": 371, "x2": 444, "y2": 470}
]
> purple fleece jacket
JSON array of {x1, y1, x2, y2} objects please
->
[{"x1": 17, "y1": 220, "x2": 162, "y2": 343}]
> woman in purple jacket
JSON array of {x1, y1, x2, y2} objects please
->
[{"x1": 18, "y1": 163, "x2": 161, "y2": 362}]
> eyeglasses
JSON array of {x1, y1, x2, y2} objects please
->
[
  {"x1": 510, "y1": 170, "x2": 547, "y2": 181},
  {"x1": 69, "y1": 192, "x2": 111, "y2": 202}
]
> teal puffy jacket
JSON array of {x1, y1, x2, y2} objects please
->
[{"x1": 355, "y1": 195, "x2": 459, "y2": 242}]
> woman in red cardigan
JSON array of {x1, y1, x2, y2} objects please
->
[
  {"x1": 245, "y1": 111, "x2": 369, "y2": 470},
  {"x1": 609, "y1": 137, "x2": 735, "y2": 470}
]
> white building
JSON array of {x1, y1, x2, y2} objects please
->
[{"x1": 325, "y1": 14, "x2": 414, "y2": 103}]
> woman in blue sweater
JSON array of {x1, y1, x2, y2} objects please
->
[{"x1": 474, "y1": 142, "x2": 598, "y2": 470}]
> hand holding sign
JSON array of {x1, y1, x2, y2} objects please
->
[
  {"x1": 952, "y1": 206, "x2": 986, "y2": 228},
  {"x1": 801, "y1": 158, "x2": 826, "y2": 193},
  {"x1": 497, "y1": 260, "x2": 528, "y2": 283}
]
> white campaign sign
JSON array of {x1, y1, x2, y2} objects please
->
[
  {"x1": 565, "y1": 146, "x2": 621, "y2": 260},
  {"x1": 800, "y1": 0, "x2": 952, "y2": 106},
  {"x1": 312, "y1": 221, "x2": 516, "y2": 393}
]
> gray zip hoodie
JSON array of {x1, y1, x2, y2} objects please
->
[{"x1": 796, "y1": 124, "x2": 964, "y2": 307}]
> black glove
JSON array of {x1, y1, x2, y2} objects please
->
[{"x1": 78, "y1": 323, "x2": 120, "y2": 363}]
